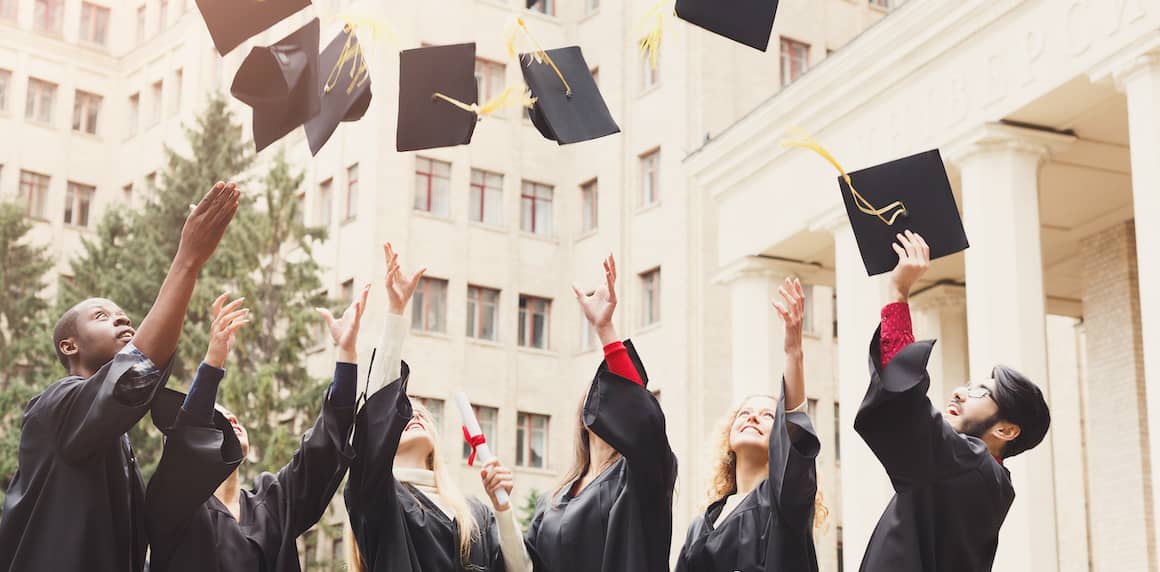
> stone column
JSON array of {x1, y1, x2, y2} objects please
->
[
  {"x1": 909, "y1": 283, "x2": 968, "y2": 405},
  {"x1": 717, "y1": 256, "x2": 789, "y2": 405}
]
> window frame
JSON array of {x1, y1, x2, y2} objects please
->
[
  {"x1": 72, "y1": 90, "x2": 102, "y2": 135},
  {"x1": 25, "y1": 78, "x2": 57, "y2": 125},
  {"x1": 343, "y1": 163, "x2": 359, "y2": 223},
  {"x1": 469, "y1": 168, "x2": 503, "y2": 226},
  {"x1": 462, "y1": 404, "x2": 499, "y2": 460},
  {"x1": 580, "y1": 178, "x2": 598, "y2": 233},
  {"x1": 79, "y1": 2, "x2": 111, "y2": 46},
  {"x1": 18, "y1": 170, "x2": 51, "y2": 221},
  {"x1": 317, "y1": 178, "x2": 333, "y2": 227},
  {"x1": 33, "y1": 0, "x2": 64, "y2": 34},
  {"x1": 779, "y1": 37, "x2": 811, "y2": 86},
  {"x1": 466, "y1": 285, "x2": 500, "y2": 341},
  {"x1": 639, "y1": 149, "x2": 660, "y2": 206},
  {"x1": 515, "y1": 411, "x2": 549, "y2": 468},
  {"x1": 640, "y1": 268, "x2": 661, "y2": 326},
  {"x1": 412, "y1": 277, "x2": 449, "y2": 333},
  {"x1": 63, "y1": 181, "x2": 95, "y2": 228},
  {"x1": 414, "y1": 157, "x2": 451, "y2": 217},
  {"x1": 518, "y1": 295, "x2": 551, "y2": 349},
  {"x1": 520, "y1": 181, "x2": 554, "y2": 236}
]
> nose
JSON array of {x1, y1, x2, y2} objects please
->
[
  {"x1": 950, "y1": 386, "x2": 968, "y2": 403},
  {"x1": 113, "y1": 313, "x2": 131, "y2": 328}
]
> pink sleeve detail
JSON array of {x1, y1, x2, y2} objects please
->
[
  {"x1": 880, "y1": 302, "x2": 915, "y2": 368},
  {"x1": 603, "y1": 341, "x2": 644, "y2": 386}
]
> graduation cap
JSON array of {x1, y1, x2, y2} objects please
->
[
  {"x1": 230, "y1": 18, "x2": 321, "y2": 153},
  {"x1": 674, "y1": 0, "x2": 780, "y2": 52},
  {"x1": 520, "y1": 46, "x2": 619, "y2": 144},
  {"x1": 194, "y1": 0, "x2": 312, "y2": 56},
  {"x1": 526, "y1": 0, "x2": 541, "y2": 8},
  {"x1": 396, "y1": 43, "x2": 479, "y2": 152},
  {"x1": 305, "y1": 25, "x2": 373, "y2": 156}
]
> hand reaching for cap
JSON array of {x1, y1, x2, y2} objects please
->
[
  {"x1": 572, "y1": 253, "x2": 618, "y2": 347},
  {"x1": 888, "y1": 230, "x2": 930, "y2": 303},
  {"x1": 479, "y1": 459, "x2": 515, "y2": 512},
  {"x1": 204, "y1": 293, "x2": 250, "y2": 369},
  {"x1": 317, "y1": 284, "x2": 371, "y2": 363},
  {"x1": 383, "y1": 242, "x2": 427, "y2": 316},
  {"x1": 177, "y1": 182, "x2": 241, "y2": 269},
  {"x1": 771, "y1": 277, "x2": 805, "y2": 356}
]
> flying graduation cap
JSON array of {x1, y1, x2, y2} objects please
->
[
  {"x1": 509, "y1": 19, "x2": 619, "y2": 145},
  {"x1": 396, "y1": 43, "x2": 479, "y2": 152},
  {"x1": 675, "y1": 0, "x2": 781, "y2": 52},
  {"x1": 231, "y1": 18, "x2": 321, "y2": 152},
  {"x1": 304, "y1": 25, "x2": 374, "y2": 156},
  {"x1": 783, "y1": 134, "x2": 969, "y2": 276},
  {"x1": 194, "y1": 0, "x2": 312, "y2": 56}
]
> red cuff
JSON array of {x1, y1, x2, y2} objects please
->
[
  {"x1": 880, "y1": 302, "x2": 915, "y2": 369},
  {"x1": 603, "y1": 341, "x2": 643, "y2": 386}
]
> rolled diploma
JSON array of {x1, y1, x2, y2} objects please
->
[{"x1": 454, "y1": 391, "x2": 510, "y2": 508}]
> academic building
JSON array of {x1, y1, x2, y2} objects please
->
[{"x1": 1, "y1": 0, "x2": 1157, "y2": 570}]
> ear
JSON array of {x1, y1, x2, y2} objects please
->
[
  {"x1": 991, "y1": 420, "x2": 1021, "y2": 444},
  {"x1": 58, "y1": 337, "x2": 79, "y2": 358}
]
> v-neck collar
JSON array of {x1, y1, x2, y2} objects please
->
[{"x1": 566, "y1": 458, "x2": 621, "y2": 500}]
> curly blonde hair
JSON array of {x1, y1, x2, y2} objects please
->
[{"x1": 706, "y1": 396, "x2": 829, "y2": 532}]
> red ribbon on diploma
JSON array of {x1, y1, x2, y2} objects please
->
[{"x1": 462, "y1": 426, "x2": 487, "y2": 466}]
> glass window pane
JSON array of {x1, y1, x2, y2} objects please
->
[
  {"x1": 484, "y1": 187, "x2": 502, "y2": 226},
  {"x1": 469, "y1": 185, "x2": 483, "y2": 222}
]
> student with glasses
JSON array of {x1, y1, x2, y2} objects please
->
[{"x1": 855, "y1": 230, "x2": 1052, "y2": 572}]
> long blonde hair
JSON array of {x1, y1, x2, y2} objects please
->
[
  {"x1": 706, "y1": 395, "x2": 829, "y2": 532},
  {"x1": 347, "y1": 400, "x2": 481, "y2": 570}
]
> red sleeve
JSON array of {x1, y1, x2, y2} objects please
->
[
  {"x1": 603, "y1": 341, "x2": 644, "y2": 386},
  {"x1": 880, "y1": 302, "x2": 915, "y2": 369}
]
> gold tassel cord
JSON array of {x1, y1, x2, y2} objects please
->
[
  {"x1": 432, "y1": 85, "x2": 537, "y2": 118},
  {"x1": 324, "y1": 25, "x2": 371, "y2": 95},
  {"x1": 505, "y1": 17, "x2": 571, "y2": 96},
  {"x1": 636, "y1": 0, "x2": 669, "y2": 71},
  {"x1": 780, "y1": 130, "x2": 908, "y2": 225}
]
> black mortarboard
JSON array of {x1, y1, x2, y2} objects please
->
[
  {"x1": 520, "y1": 46, "x2": 619, "y2": 145},
  {"x1": 304, "y1": 26, "x2": 373, "y2": 156},
  {"x1": 675, "y1": 0, "x2": 780, "y2": 52},
  {"x1": 231, "y1": 18, "x2": 320, "y2": 153},
  {"x1": 527, "y1": 0, "x2": 540, "y2": 8},
  {"x1": 194, "y1": 0, "x2": 311, "y2": 56},
  {"x1": 839, "y1": 149, "x2": 969, "y2": 276},
  {"x1": 396, "y1": 43, "x2": 479, "y2": 152}
]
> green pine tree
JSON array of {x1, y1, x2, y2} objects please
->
[{"x1": 518, "y1": 488, "x2": 544, "y2": 533}]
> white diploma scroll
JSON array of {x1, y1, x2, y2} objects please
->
[{"x1": 454, "y1": 392, "x2": 510, "y2": 508}]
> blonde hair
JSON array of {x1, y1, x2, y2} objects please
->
[
  {"x1": 706, "y1": 395, "x2": 829, "y2": 532},
  {"x1": 346, "y1": 400, "x2": 481, "y2": 570}
]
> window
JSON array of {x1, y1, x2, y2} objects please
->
[
  {"x1": 171, "y1": 69, "x2": 182, "y2": 115},
  {"x1": 474, "y1": 59, "x2": 505, "y2": 103},
  {"x1": 518, "y1": 295, "x2": 550, "y2": 349},
  {"x1": 80, "y1": 3, "x2": 111, "y2": 46},
  {"x1": 516, "y1": 412, "x2": 548, "y2": 468},
  {"x1": 122, "y1": 183, "x2": 133, "y2": 207},
  {"x1": 528, "y1": 0, "x2": 554, "y2": 16},
  {"x1": 580, "y1": 179, "x2": 597, "y2": 233},
  {"x1": 344, "y1": 163, "x2": 358, "y2": 222},
  {"x1": 0, "y1": 0, "x2": 15, "y2": 21},
  {"x1": 158, "y1": 0, "x2": 167, "y2": 30},
  {"x1": 469, "y1": 169, "x2": 502, "y2": 226},
  {"x1": 639, "y1": 149, "x2": 659, "y2": 206},
  {"x1": 466, "y1": 285, "x2": 499, "y2": 341},
  {"x1": 149, "y1": 80, "x2": 163, "y2": 124},
  {"x1": 72, "y1": 91, "x2": 102, "y2": 135},
  {"x1": 586, "y1": 0, "x2": 599, "y2": 14},
  {"x1": 780, "y1": 37, "x2": 810, "y2": 86},
  {"x1": 833, "y1": 402, "x2": 841, "y2": 461},
  {"x1": 19, "y1": 171, "x2": 50, "y2": 220},
  {"x1": 33, "y1": 0, "x2": 63, "y2": 33},
  {"x1": 412, "y1": 277, "x2": 448, "y2": 333},
  {"x1": 412, "y1": 396, "x2": 445, "y2": 431},
  {"x1": 640, "y1": 268, "x2": 660, "y2": 326},
  {"x1": 330, "y1": 538, "x2": 343, "y2": 568},
  {"x1": 340, "y1": 278, "x2": 354, "y2": 302},
  {"x1": 25, "y1": 79, "x2": 56, "y2": 124},
  {"x1": 136, "y1": 5, "x2": 146, "y2": 44},
  {"x1": 580, "y1": 318, "x2": 598, "y2": 352},
  {"x1": 520, "y1": 181, "x2": 553, "y2": 236},
  {"x1": 802, "y1": 284, "x2": 815, "y2": 335},
  {"x1": 128, "y1": 93, "x2": 140, "y2": 135},
  {"x1": 641, "y1": 51, "x2": 659, "y2": 90},
  {"x1": 414, "y1": 157, "x2": 451, "y2": 217},
  {"x1": 463, "y1": 405, "x2": 498, "y2": 459},
  {"x1": 64, "y1": 182, "x2": 95, "y2": 227},
  {"x1": 806, "y1": 398, "x2": 818, "y2": 419},
  {"x1": 0, "y1": 69, "x2": 10, "y2": 113},
  {"x1": 317, "y1": 178, "x2": 333, "y2": 226}
]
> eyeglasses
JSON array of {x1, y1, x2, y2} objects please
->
[{"x1": 961, "y1": 383, "x2": 995, "y2": 401}]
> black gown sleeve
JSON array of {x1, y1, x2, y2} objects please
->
[
  {"x1": 144, "y1": 389, "x2": 245, "y2": 567},
  {"x1": 33, "y1": 345, "x2": 172, "y2": 462},
  {"x1": 581, "y1": 340, "x2": 678, "y2": 504},
  {"x1": 344, "y1": 361, "x2": 414, "y2": 567},
  {"x1": 854, "y1": 326, "x2": 973, "y2": 488}
]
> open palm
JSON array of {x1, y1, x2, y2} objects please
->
[
  {"x1": 383, "y1": 242, "x2": 426, "y2": 315},
  {"x1": 572, "y1": 254, "x2": 618, "y2": 329}
]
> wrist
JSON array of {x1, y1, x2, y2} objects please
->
[
  {"x1": 784, "y1": 347, "x2": 803, "y2": 359},
  {"x1": 337, "y1": 348, "x2": 357, "y2": 363},
  {"x1": 596, "y1": 324, "x2": 618, "y2": 346},
  {"x1": 388, "y1": 304, "x2": 405, "y2": 316},
  {"x1": 888, "y1": 283, "x2": 909, "y2": 304},
  {"x1": 172, "y1": 249, "x2": 204, "y2": 273},
  {"x1": 204, "y1": 351, "x2": 225, "y2": 369}
]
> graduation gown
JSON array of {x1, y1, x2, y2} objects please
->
[
  {"x1": 854, "y1": 327, "x2": 1014, "y2": 572},
  {"x1": 675, "y1": 383, "x2": 820, "y2": 572},
  {"x1": 524, "y1": 340, "x2": 677, "y2": 572},
  {"x1": 345, "y1": 362, "x2": 508, "y2": 571},
  {"x1": 145, "y1": 364, "x2": 357, "y2": 572},
  {"x1": 0, "y1": 346, "x2": 171, "y2": 572}
]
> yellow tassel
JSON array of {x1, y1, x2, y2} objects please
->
[
  {"x1": 504, "y1": 16, "x2": 571, "y2": 96},
  {"x1": 636, "y1": 0, "x2": 669, "y2": 71},
  {"x1": 780, "y1": 128, "x2": 909, "y2": 225},
  {"x1": 433, "y1": 85, "x2": 538, "y2": 118},
  {"x1": 323, "y1": 25, "x2": 370, "y2": 95}
]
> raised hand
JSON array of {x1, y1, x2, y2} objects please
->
[
  {"x1": 317, "y1": 284, "x2": 371, "y2": 363},
  {"x1": 177, "y1": 182, "x2": 241, "y2": 269},
  {"x1": 888, "y1": 230, "x2": 930, "y2": 303},
  {"x1": 479, "y1": 458, "x2": 515, "y2": 512},
  {"x1": 204, "y1": 293, "x2": 250, "y2": 369},
  {"x1": 572, "y1": 253, "x2": 618, "y2": 346},
  {"x1": 383, "y1": 242, "x2": 427, "y2": 315},
  {"x1": 771, "y1": 277, "x2": 805, "y2": 356}
]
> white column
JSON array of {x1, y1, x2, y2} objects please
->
[
  {"x1": 1115, "y1": 51, "x2": 1160, "y2": 557},
  {"x1": 813, "y1": 212, "x2": 892, "y2": 572},
  {"x1": 909, "y1": 284, "x2": 968, "y2": 405},
  {"x1": 718, "y1": 257, "x2": 789, "y2": 404},
  {"x1": 949, "y1": 123, "x2": 1071, "y2": 572}
]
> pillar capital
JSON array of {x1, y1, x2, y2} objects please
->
[
  {"x1": 944, "y1": 122, "x2": 1075, "y2": 166},
  {"x1": 909, "y1": 283, "x2": 967, "y2": 314}
]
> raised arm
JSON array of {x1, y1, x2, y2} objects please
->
[
  {"x1": 880, "y1": 230, "x2": 926, "y2": 367},
  {"x1": 480, "y1": 459, "x2": 534, "y2": 572},
  {"x1": 771, "y1": 277, "x2": 806, "y2": 411},
  {"x1": 367, "y1": 242, "x2": 425, "y2": 395}
]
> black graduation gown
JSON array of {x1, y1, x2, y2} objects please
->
[
  {"x1": 854, "y1": 326, "x2": 1014, "y2": 572},
  {"x1": 675, "y1": 382, "x2": 820, "y2": 572},
  {"x1": 524, "y1": 340, "x2": 678, "y2": 572},
  {"x1": 144, "y1": 367, "x2": 357, "y2": 572},
  {"x1": 0, "y1": 348, "x2": 172, "y2": 572},
  {"x1": 345, "y1": 361, "x2": 507, "y2": 571}
]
